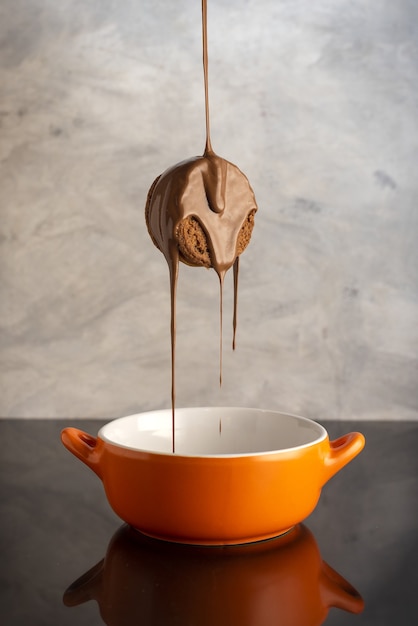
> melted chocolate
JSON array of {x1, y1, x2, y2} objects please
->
[{"x1": 145, "y1": 0, "x2": 258, "y2": 451}]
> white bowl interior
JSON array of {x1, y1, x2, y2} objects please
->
[{"x1": 99, "y1": 408, "x2": 327, "y2": 456}]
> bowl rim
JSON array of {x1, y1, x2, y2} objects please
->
[{"x1": 97, "y1": 407, "x2": 328, "y2": 458}]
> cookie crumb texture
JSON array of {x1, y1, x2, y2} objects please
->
[
  {"x1": 176, "y1": 210, "x2": 256, "y2": 268},
  {"x1": 236, "y1": 209, "x2": 256, "y2": 256},
  {"x1": 176, "y1": 216, "x2": 211, "y2": 267}
]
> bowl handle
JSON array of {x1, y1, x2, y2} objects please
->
[
  {"x1": 320, "y1": 561, "x2": 364, "y2": 613},
  {"x1": 322, "y1": 432, "x2": 365, "y2": 485},
  {"x1": 63, "y1": 559, "x2": 104, "y2": 607},
  {"x1": 61, "y1": 428, "x2": 103, "y2": 478}
]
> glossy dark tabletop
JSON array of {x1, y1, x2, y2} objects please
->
[{"x1": 1, "y1": 419, "x2": 417, "y2": 625}]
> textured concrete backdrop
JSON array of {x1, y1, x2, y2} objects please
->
[{"x1": 1, "y1": 0, "x2": 417, "y2": 420}]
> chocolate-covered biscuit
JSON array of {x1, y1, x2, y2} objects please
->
[{"x1": 145, "y1": 153, "x2": 257, "y2": 276}]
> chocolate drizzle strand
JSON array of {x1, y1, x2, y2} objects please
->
[{"x1": 144, "y1": 0, "x2": 258, "y2": 452}]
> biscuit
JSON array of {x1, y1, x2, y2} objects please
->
[
  {"x1": 176, "y1": 216, "x2": 211, "y2": 267},
  {"x1": 145, "y1": 155, "x2": 257, "y2": 272},
  {"x1": 236, "y1": 209, "x2": 256, "y2": 256}
]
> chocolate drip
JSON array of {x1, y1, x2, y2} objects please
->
[
  {"x1": 202, "y1": 0, "x2": 212, "y2": 155},
  {"x1": 232, "y1": 256, "x2": 240, "y2": 350},
  {"x1": 168, "y1": 243, "x2": 179, "y2": 454},
  {"x1": 219, "y1": 271, "x2": 225, "y2": 387},
  {"x1": 144, "y1": 0, "x2": 258, "y2": 452}
]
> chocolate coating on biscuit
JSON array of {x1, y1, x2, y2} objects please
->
[{"x1": 145, "y1": 153, "x2": 257, "y2": 277}]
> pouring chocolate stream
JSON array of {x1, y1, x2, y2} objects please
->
[{"x1": 145, "y1": 0, "x2": 258, "y2": 451}]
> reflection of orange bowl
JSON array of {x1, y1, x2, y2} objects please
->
[
  {"x1": 61, "y1": 407, "x2": 365, "y2": 545},
  {"x1": 64, "y1": 524, "x2": 364, "y2": 626}
]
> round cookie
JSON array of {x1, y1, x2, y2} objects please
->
[{"x1": 145, "y1": 153, "x2": 257, "y2": 275}]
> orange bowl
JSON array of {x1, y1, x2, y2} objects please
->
[{"x1": 61, "y1": 407, "x2": 365, "y2": 545}]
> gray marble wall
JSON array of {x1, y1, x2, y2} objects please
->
[{"x1": 1, "y1": 0, "x2": 417, "y2": 420}]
